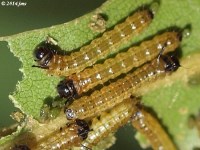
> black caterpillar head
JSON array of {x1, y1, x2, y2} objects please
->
[
  {"x1": 57, "y1": 79, "x2": 78, "y2": 99},
  {"x1": 76, "y1": 119, "x2": 90, "y2": 140},
  {"x1": 33, "y1": 42, "x2": 59, "y2": 69},
  {"x1": 161, "y1": 54, "x2": 180, "y2": 72}
]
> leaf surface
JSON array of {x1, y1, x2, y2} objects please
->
[{"x1": 0, "y1": 0, "x2": 200, "y2": 149}]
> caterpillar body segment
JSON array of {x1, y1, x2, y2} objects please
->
[
  {"x1": 81, "y1": 98, "x2": 137, "y2": 149},
  {"x1": 65, "y1": 54, "x2": 180, "y2": 120},
  {"x1": 131, "y1": 107, "x2": 177, "y2": 150},
  {"x1": 34, "y1": 10, "x2": 154, "y2": 76},
  {"x1": 32, "y1": 119, "x2": 90, "y2": 150},
  {"x1": 57, "y1": 31, "x2": 181, "y2": 99}
]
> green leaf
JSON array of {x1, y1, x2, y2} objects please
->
[
  {"x1": 0, "y1": 0, "x2": 153, "y2": 119},
  {"x1": 0, "y1": 0, "x2": 200, "y2": 149}
]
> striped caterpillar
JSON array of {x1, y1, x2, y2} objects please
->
[
  {"x1": 81, "y1": 98, "x2": 137, "y2": 149},
  {"x1": 11, "y1": 100, "x2": 177, "y2": 150},
  {"x1": 80, "y1": 98, "x2": 176, "y2": 150},
  {"x1": 64, "y1": 54, "x2": 180, "y2": 120},
  {"x1": 33, "y1": 9, "x2": 154, "y2": 76},
  {"x1": 30, "y1": 119, "x2": 90, "y2": 150},
  {"x1": 131, "y1": 106, "x2": 177, "y2": 150},
  {"x1": 57, "y1": 31, "x2": 182, "y2": 99}
]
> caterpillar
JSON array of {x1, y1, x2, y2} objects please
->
[
  {"x1": 57, "y1": 31, "x2": 182, "y2": 99},
  {"x1": 33, "y1": 9, "x2": 154, "y2": 76},
  {"x1": 131, "y1": 107, "x2": 177, "y2": 150},
  {"x1": 64, "y1": 54, "x2": 180, "y2": 120},
  {"x1": 31, "y1": 119, "x2": 90, "y2": 150},
  {"x1": 81, "y1": 98, "x2": 137, "y2": 149}
]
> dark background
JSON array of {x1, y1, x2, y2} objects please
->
[{"x1": 0, "y1": 1, "x2": 148, "y2": 149}]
